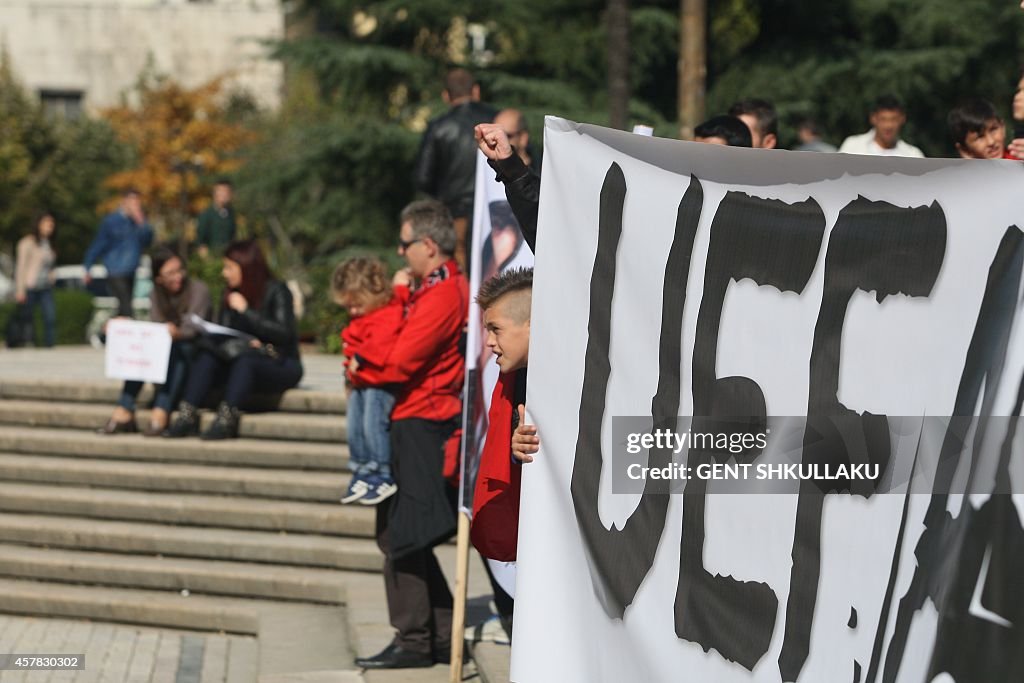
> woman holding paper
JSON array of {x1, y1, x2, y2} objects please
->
[
  {"x1": 100, "y1": 246, "x2": 212, "y2": 435},
  {"x1": 166, "y1": 239, "x2": 303, "y2": 440}
]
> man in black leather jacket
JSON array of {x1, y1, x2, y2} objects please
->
[{"x1": 413, "y1": 69, "x2": 497, "y2": 268}]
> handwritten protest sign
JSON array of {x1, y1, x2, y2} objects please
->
[{"x1": 104, "y1": 319, "x2": 172, "y2": 384}]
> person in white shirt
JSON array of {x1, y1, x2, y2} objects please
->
[{"x1": 839, "y1": 95, "x2": 925, "y2": 158}]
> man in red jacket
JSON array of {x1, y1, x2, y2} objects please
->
[{"x1": 352, "y1": 199, "x2": 469, "y2": 670}]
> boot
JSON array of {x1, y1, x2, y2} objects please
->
[
  {"x1": 201, "y1": 401, "x2": 241, "y2": 440},
  {"x1": 165, "y1": 401, "x2": 200, "y2": 438}
]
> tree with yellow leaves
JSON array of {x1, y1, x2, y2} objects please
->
[{"x1": 102, "y1": 74, "x2": 255, "y2": 240}]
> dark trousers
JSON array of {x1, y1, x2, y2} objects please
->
[
  {"x1": 181, "y1": 348, "x2": 302, "y2": 408},
  {"x1": 119, "y1": 342, "x2": 193, "y2": 412},
  {"x1": 23, "y1": 288, "x2": 56, "y2": 347},
  {"x1": 375, "y1": 418, "x2": 458, "y2": 654},
  {"x1": 107, "y1": 275, "x2": 135, "y2": 317}
]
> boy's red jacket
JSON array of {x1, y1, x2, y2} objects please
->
[
  {"x1": 470, "y1": 370, "x2": 522, "y2": 561},
  {"x1": 341, "y1": 288, "x2": 407, "y2": 388},
  {"x1": 351, "y1": 260, "x2": 467, "y2": 421}
]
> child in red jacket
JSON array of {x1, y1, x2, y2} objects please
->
[{"x1": 332, "y1": 257, "x2": 408, "y2": 505}]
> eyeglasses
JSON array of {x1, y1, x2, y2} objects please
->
[{"x1": 398, "y1": 237, "x2": 425, "y2": 250}]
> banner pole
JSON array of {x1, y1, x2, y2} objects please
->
[{"x1": 450, "y1": 510, "x2": 471, "y2": 682}]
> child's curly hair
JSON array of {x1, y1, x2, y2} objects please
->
[{"x1": 331, "y1": 256, "x2": 392, "y2": 311}]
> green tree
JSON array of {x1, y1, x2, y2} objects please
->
[
  {"x1": 705, "y1": 0, "x2": 1024, "y2": 156},
  {"x1": 0, "y1": 52, "x2": 130, "y2": 263},
  {"x1": 239, "y1": 0, "x2": 680, "y2": 269}
]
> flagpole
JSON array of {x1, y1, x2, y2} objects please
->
[{"x1": 450, "y1": 511, "x2": 472, "y2": 682}]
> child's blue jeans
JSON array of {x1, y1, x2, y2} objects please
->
[{"x1": 347, "y1": 386, "x2": 396, "y2": 478}]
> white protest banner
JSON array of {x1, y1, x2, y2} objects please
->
[
  {"x1": 104, "y1": 319, "x2": 172, "y2": 384},
  {"x1": 513, "y1": 117, "x2": 1024, "y2": 682}
]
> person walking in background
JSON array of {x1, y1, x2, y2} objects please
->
[
  {"x1": 83, "y1": 189, "x2": 154, "y2": 317},
  {"x1": 99, "y1": 246, "x2": 212, "y2": 436},
  {"x1": 166, "y1": 239, "x2": 302, "y2": 440},
  {"x1": 195, "y1": 179, "x2": 237, "y2": 258},
  {"x1": 413, "y1": 68, "x2": 497, "y2": 270},
  {"x1": 839, "y1": 95, "x2": 925, "y2": 158},
  {"x1": 12, "y1": 212, "x2": 57, "y2": 348}
]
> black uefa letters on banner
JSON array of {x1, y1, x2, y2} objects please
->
[{"x1": 568, "y1": 162, "x2": 1024, "y2": 682}]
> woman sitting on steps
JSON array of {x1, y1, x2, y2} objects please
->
[
  {"x1": 166, "y1": 239, "x2": 303, "y2": 440},
  {"x1": 100, "y1": 245, "x2": 212, "y2": 436}
]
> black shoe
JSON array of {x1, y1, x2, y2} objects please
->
[
  {"x1": 165, "y1": 402, "x2": 199, "y2": 438},
  {"x1": 355, "y1": 642, "x2": 433, "y2": 670},
  {"x1": 200, "y1": 402, "x2": 241, "y2": 440}
]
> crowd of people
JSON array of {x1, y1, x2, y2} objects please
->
[{"x1": 4, "y1": 62, "x2": 1024, "y2": 671}]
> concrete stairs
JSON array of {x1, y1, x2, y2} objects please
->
[{"x1": 0, "y1": 376, "x2": 368, "y2": 676}]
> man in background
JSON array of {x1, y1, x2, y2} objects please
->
[
  {"x1": 83, "y1": 189, "x2": 153, "y2": 317},
  {"x1": 794, "y1": 118, "x2": 837, "y2": 153},
  {"x1": 196, "y1": 179, "x2": 237, "y2": 257},
  {"x1": 1009, "y1": 71, "x2": 1024, "y2": 160},
  {"x1": 729, "y1": 98, "x2": 778, "y2": 149},
  {"x1": 493, "y1": 108, "x2": 539, "y2": 172},
  {"x1": 413, "y1": 68, "x2": 497, "y2": 269},
  {"x1": 693, "y1": 115, "x2": 753, "y2": 147},
  {"x1": 839, "y1": 95, "x2": 925, "y2": 157}
]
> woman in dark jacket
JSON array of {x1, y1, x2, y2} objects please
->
[
  {"x1": 166, "y1": 239, "x2": 303, "y2": 440},
  {"x1": 100, "y1": 245, "x2": 212, "y2": 436}
]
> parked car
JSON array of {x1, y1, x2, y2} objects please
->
[{"x1": 53, "y1": 259, "x2": 152, "y2": 347}]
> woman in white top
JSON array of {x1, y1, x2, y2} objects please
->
[{"x1": 14, "y1": 212, "x2": 57, "y2": 347}]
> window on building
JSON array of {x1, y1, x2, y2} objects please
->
[{"x1": 39, "y1": 90, "x2": 84, "y2": 120}]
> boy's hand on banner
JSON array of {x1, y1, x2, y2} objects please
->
[
  {"x1": 512, "y1": 404, "x2": 539, "y2": 463},
  {"x1": 475, "y1": 124, "x2": 514, "y2": 162}
]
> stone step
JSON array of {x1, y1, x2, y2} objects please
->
[
  {"x1": 0, "y1": 399, "x2": 347, "y2": 444},
  {"x1": 0, "y1": 544, "x2": 350, "y2": 604},
  {"x1": 472, "y1": 641, "x2": 512, "y2": 683},
  {"x1": 0, "y1": 513, "x2": 382, "y2": 571},
  {"x1": 0, "y1": 482, "x2": 376, "y2": 537},
  {"x1": 0, "y1": 453, "x2": 347, "y2": 501},
  {"x1": 0, "y1": 377, "x2": 346, "y2": 414},
  {"x1": 0, "y1": 425, "x2": 348, "y2": 470},
  {"x1": 0, "y1": 577, "x2": 262, "y2": 634}
]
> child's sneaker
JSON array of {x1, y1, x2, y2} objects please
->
[
  {"x1": 359, "y1": 474, "x2": 398, "y2": 505},
  {"x1": 340, "y1": 475, "x2": 371, "y2": 504}
]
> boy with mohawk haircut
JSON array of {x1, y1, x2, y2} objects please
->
[{"x1": 471, "y1": 266, "x2": 534, "y2": 567}]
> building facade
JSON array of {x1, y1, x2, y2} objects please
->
[{"x1": 0, "y1": 0, "x2": 285, "y2": 114}]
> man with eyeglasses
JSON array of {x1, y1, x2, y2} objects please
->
[{"x1": 351, "y1": 199, "x2": 469, "y2": 670}]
